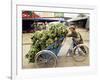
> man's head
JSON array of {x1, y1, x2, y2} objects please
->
[{"x1": 69, "y1": 24, "x2": 76, "y2": 32}]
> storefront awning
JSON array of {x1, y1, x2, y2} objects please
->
[
  {"x1": 23, "y1": 18, "x2": 65, "y2": 22},
  {"x1": 67, "y1": 17, "x2": 88, "y2": 22}
]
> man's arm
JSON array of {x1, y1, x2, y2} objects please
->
[
  {"x1": 67, "y1": 32, "x2": 77, "y2": 37},
  {"x1": 67, "y1": 33, "x2": 73, "y2": 37}
]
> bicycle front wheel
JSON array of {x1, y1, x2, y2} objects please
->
[{"x1": 72, "y1": 44, "x2": 89, "y2": 62}]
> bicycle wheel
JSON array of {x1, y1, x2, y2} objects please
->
[
  {"x1": 35, "y1": 50, "x2": 57, "y2": 68},
  {"x1": 72, "y1": 44, "x2": 89, "y2": 62}
]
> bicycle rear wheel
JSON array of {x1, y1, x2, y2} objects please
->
[{"x1": 35, "y1": 50, "x2": 57, "y2": 68}]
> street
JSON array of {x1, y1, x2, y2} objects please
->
[{"x1": 22, "y1": 28, "x2": 89, "y2": 69}]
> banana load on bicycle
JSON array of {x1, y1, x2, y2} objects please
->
[
  {"x1": 25, "y1": 23, "x2": 68, "y2": 63},
  {"x1": 25, "y1": 22, "x2": 89, "y2": 67}
]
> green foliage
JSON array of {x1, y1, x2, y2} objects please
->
[{"x1": 25, "y1": 23, "x2": 68, "y2": 63}]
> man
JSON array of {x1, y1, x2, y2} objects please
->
[
  {"x1": 67, "y1": 25, "x2": 83, "y2": 47},
  {"x1": 66, "y1": 24, "x2": 85, "y2": 56}
]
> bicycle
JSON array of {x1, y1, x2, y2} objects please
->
[{"x1": 34, "y1": 37, "x2": 89, "y2": 68}]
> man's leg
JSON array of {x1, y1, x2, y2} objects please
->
[
  {"x1": 80, "y1": 46, "x2": 87, "y2": 54},
  {"x1": 66, "y1": 42, "x2": 74, "y2": 56}
]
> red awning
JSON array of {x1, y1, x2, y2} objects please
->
[{"x1": 22, "y1": 11, "x2": 40, "y2": 18}]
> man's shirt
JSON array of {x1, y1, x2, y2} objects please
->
[{"x1": 67, "y1": 31, "x2": 83, "y2": 45}]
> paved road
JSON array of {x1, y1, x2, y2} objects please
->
[{"x1": 22, "y1": 28, "x2": 89, "y2": 69}]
